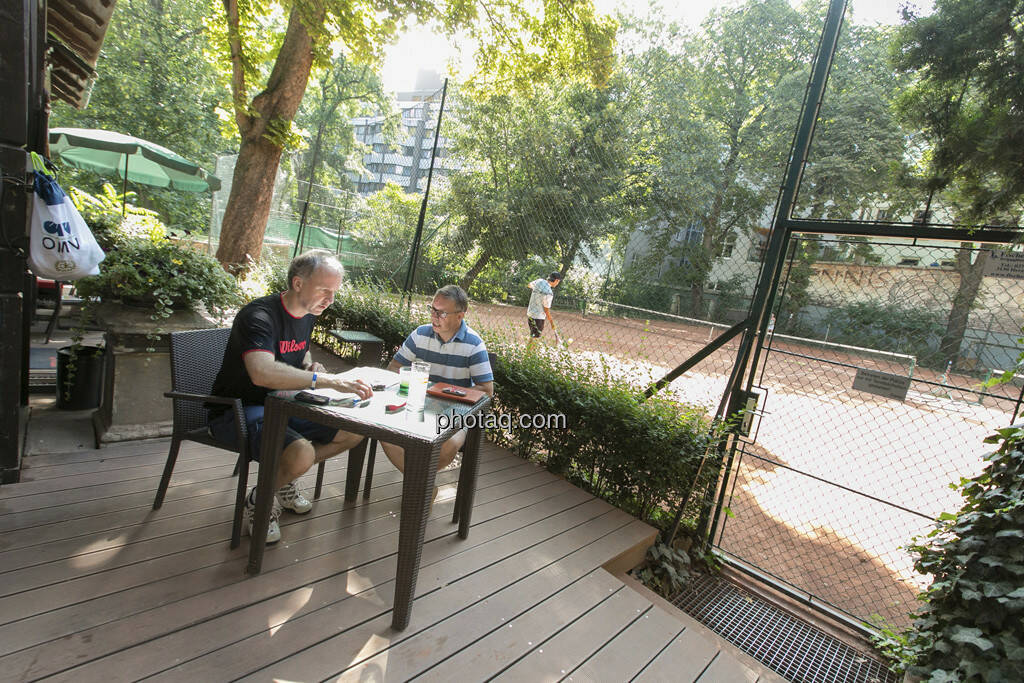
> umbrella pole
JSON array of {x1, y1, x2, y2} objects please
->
[{"x1": 122, "y1": 155, "x2": 129, "y2": 216}]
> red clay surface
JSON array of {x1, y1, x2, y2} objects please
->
[{"x1": 463, "y1": 298, "x2": 1020, "y2": 627}]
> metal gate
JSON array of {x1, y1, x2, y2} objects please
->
[{"x1": 712, "y1": 236, "x2": 1024, "y2": 628}]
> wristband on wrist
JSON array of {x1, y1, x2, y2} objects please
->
[{"x1": 310, "y1": 371, "x2": 317, "y2": 389}]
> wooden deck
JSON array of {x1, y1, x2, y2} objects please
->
[{"x1": 0, "y1": 436, "x2": 781, "y2": 682}]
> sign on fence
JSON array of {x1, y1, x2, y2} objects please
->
[
  {"x1": 852, "y1": 367, "x2": 911, "y2": 401},
  {"x1": 984, "y1": 250, "x2": 1024, "y2": 280}
]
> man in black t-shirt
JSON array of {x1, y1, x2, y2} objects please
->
[{"x1": 208, "y1": 251, "x2": 373, "y2": 543}]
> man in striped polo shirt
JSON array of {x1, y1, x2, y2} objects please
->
[{"x1": 382, "y1": 285, "x2": 493, "y2": 476}]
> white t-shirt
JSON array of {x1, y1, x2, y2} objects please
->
[{"x1": 527, "y1": 278, "x2": 554, "y2": 319}]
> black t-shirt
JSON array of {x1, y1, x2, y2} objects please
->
[{"x1": 210, "y1": 293, "x2": 315, "y2": 413}]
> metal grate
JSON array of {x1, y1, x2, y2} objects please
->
[{"x1": 672, "y1": 573, "x2": 898, "y2": 683}]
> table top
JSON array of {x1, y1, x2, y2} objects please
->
[{"x1": 270, "y1": 385, "x2": 487, "y2": 443}]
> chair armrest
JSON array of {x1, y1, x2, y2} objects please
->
[
  {"x1": 164, "y1": 391, "x2": 235, "y2": 405},
  {"x1": 165, "y1": 392, "x2": 249, "y2": 453}
]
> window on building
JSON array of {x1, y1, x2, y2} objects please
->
[
  {"x1": 682, "y1": 223, "x2": 703, "y2": 244},
  {"x1": 716, "y1": 231, "x2": 738, "y2": 259}
]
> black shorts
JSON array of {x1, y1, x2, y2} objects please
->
[
  {"x1": 208, "y1": 405, "x2": 339, "y2": 462},
  {"x1": 528, "y1": 317, "x2": 545, "y2": 338}
]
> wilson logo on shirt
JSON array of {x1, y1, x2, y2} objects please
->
[{"x1": 279, "y1": 339, "x2": 307, "y2": 354}]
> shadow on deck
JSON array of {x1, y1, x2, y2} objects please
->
[{"x1": 0, "y1": 431, "x2": 782, "y2": 682}]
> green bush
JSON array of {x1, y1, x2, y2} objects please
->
[
  {"x1": 482, "y1": 336, "x2": 715, "y2": 525},
  {"x1": 822, "y1": 299, "x2": 945, "y2": 362},
  {"x1": 311, "y1": 279, "x2": 421, "y2": 366},
  {"x1": 76, "y1": 239, "x2": 241, "y2": 320},
  {"x1": 312, "y1": 285, "x2": 716, "y2": 528},
  {"x1": 900, "y1": 425, "x2": 1024, "y2": 682},
  {"x1": 68, "y1": 183, "x2": 167, "y2": 250}
]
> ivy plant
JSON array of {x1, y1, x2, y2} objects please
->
[{"x1": 902, "y1": 424, "x2": 1024, "y2": 682}]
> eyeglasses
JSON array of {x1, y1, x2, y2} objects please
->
[{"x1": 429, "y1": 305, "x2": 456, "y2": 319}]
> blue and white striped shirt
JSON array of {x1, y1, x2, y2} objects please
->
[{"x1": 393, "y1": 321, "x2": 493, "y2": 388}]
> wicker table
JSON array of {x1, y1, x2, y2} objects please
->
[{"x1": 247, "y1": 384, "x2": 491, "y2": 630}]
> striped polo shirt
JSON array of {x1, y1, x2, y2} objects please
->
[{"x1": 393, "y1": 321, "x2": 493, "y2": 388}]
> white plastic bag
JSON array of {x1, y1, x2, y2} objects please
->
[{"x1": 28, "y1": 154, "x2": 104, "y2": 280}]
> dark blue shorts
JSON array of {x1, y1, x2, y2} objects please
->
[
  {"x1": 207, "y1": 405, "x2": 339, "y2": 463},
  {"x1": 527, "y1": 317, "x2": 545, "y2": 338}
]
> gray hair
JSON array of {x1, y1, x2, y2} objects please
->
[
  {"x1": 287, "y1": 250, "x2": 344, "y2": 289},
  {"x1": 435, "y1": 284, "x2": 468, "y2": 313}
]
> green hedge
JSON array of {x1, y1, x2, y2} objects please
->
[
  {"x1": 313, "y1": 282, "x2": 421, "y2": 366},
  {"x1": 317, "y1": 282, "x2": 717, "y2": 529},
  {"x1": 486, "y1": 337, "x2": 716, "y2": 525}
]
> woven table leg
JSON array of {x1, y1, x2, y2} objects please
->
[{"x1": 391, "y1": 440, "x2": 441, "y2": 630}]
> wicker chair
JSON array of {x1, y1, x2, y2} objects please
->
[{"x1": 153, "y1": 327, "x2": 325, "y2": 548}]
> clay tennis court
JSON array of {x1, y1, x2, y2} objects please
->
[{"x1": 462, "y1": 298, "x2": 1019, "y2": 627}]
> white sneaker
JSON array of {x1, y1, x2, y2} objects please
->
[
  {"x1": 244, "y1": 488, "x2": 282, "y2": 544},
  {"x1": 277, "y1": 480, "x2": 313, "y2": 514}
]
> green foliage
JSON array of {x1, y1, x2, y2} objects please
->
[
  {"x1": 313, "y1": 280, "x2": 420, "y2": 366},
  {"x1": 602, "y1": 266, "x2": 674, "y2": 314},
  {"x1": 76, "y1": 240, "x2": 241, "y2": 320},
  {"x1": 870, "y1": 618, "x2": 923, "y2": 676},
  {"x1": 822, "y1": 299, "x2": 946, "y2": 363},
  {"x1": 351, "y1": 184, "x2": 426, "y2": 285},
  {"x1": 899, "y1": 425, "x2": 1024, "y2": 682},
  {"x1": 710, "y1": 274, "x2": 749, "y2": 323},
  {"x1": 486, "y1": 337, "x2": 716, "y2": 523},
  {"x1": 774, "y1": 238, "x2": 816, "y2": 334},
  {"x1": 635, "y1": 542, "x2": 692, "y2": 599},
  {"x1": 445, "y1": 80, "x2": 632, "y2": 294},
  {"x1": 68, "y1": 184, "x2": 167, "y2": 250},
  {"x1": 50, "y1": 0, "x2": 228, "y2": 231},
  {"x1": 893, "y1": 0, "x2": 1024, "y2": 219}
]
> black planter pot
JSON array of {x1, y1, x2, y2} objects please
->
[{"x1": 56, "y1": 345, "x2": 105, "y2": 410}]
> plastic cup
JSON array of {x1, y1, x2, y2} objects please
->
[
  {"x1": 407, "y1": 361, "x2": 430, "y2": 410},
  {"x1": 398, "y1": 366, "x2": 412, "y2": 396}
]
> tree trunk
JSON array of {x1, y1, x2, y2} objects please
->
[
  {"x1": 459, "y1": 250, "x2": 492, "y2": 293},
  {"x1": 215, "y1": 2, "x2": 324, "y2": 272},
  {"x1": 938, "y1": 244, "x2": 990, "y2": 370},
  {"x1": 559, "y1": 241, "x2": 579, "y2": 280}
]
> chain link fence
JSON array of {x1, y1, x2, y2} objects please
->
[{"x1": 714, "y1": 239, "x2": 1023, "y2": 628}]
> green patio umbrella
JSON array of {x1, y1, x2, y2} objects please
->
[{"x1": 48, "y1": 127, "x2": 221, "y2": 213}]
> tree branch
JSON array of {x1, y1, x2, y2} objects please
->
[{"x1": 222, "y1": 0, "x2": 250, "y2": 135}]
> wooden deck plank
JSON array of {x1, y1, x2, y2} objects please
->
[
  {"x1": 18, "y1": 445, "x2": 218, "y2": 482},
  {"x1": 422, "y1": 571, "x2": 629, "y2": 683},
  {"x1": 0, "y1": 435, "x2": 755, "y2": 683},
  {"x1": 0, "y1": 445, "x2": 510, "y2": 539},
  {"x1": 490, "y1": 580, "x2": 656, "y2": 682},
  {"x1": 0, "y1": 455, "x2": 533, "y2": 649},
  {"x1": 568, "y1": 603, "x2": 686, "y2": 681},
  {"x1": 235, "y1": 518, "x2": 651, "y2": 682},
  {"x1": 20, "y1": 437, "x2": 177, "y2": 467},
  {"x1": 633, "y1": 628, "x2": 720, "y2": 681},
  {"x1": 3, "y1": 476, "x2": 586, "y2": 679},
  {"x1": 56, "y1": 486, "x2": 606, "y2": 683},
  {"x1": 696, "y1": 650, "x2": 760, "y2": 682},
  {"x1": 0, "y1": 460, "x2": 534, "y2": 573},
  {"x1": 0, "y1": 455, "x2": 525, "y2": 592}
]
